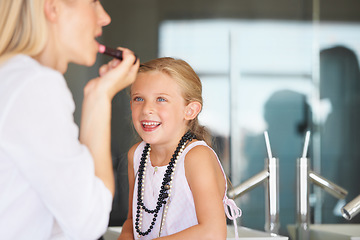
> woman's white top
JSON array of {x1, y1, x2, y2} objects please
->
[
  {"x1": 0, "y1": 55, "x2": 112, "y2": 239},
  {"x1": 132, "y1": 140, "x2": 241, "y2": 240}
]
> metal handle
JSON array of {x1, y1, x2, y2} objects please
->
[
  {"x1": 309, "y1": 171, "x2": 348, "y2": 199},
  {"x1": 227, "y1": 169, "x2": 269, "y2": 199}
]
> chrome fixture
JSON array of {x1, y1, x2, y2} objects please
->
[
  {"x1": 296, "y1": 131, "x2": 348, "y2": 240},
  {"x1": 342, "y1": 194, "x2": 360, "y2": 220},
  {"x1": 228, "y1": 131, "x2": 280, "y2": 234}
]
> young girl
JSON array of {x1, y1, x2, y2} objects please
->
[{"x1": 118, "y1": 57, "x2": 241, "y2": 240}]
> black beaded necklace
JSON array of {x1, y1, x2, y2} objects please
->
[{"x1": 135, "y1": 131, "x2": 195, "y2": 237}]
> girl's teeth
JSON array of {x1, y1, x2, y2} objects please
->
[{"x1": 142, "y1": 122, "x2": 160, "y2": 127}]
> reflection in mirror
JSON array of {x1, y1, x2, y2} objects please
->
[{"x1": 160, "y1": 19, "x2": 360, "y2": 235}]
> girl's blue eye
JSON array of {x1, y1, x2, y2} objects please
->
[
  {"x1": 134, "y1": 97, "x2": 143, "y2": 102},
  {"x1": 157, "y1": 97, "x2": 166, "y2": 102}
]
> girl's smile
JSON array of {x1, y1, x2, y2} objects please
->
[{"x1": 141, "y1": 120, "x2": 161, "y2": 131}]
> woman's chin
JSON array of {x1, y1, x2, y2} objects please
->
[{"x1": 79, "y1": 56, "x2": 97, "y2": 67}]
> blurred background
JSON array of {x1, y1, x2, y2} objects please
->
[{"x1": 64, "y1": 0, "x2": 360, "y2": 237}]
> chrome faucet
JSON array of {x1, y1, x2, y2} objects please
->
[
  {"x1": 296, "y1": 131, "x2": 348, "y2": 240},
  {"x1": 227, "y1": 132, "x2": 280, "y2": 234},
  {"x1": 342, "y1": 194, "x2": 360, "y2": 220}
]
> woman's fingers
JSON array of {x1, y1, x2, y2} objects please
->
[
  {"x1": 99, "y1": 48, "x2": 137, "y2": 76},
  {"x1": 97, "y1": 48, "x2": 139, "y2": 98}
]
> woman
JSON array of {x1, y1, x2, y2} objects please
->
[{"x1": 0, "y1": 0, "x2": 139, "y2": 239}]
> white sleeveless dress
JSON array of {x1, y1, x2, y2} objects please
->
[{"x1": 132, "y1": 140, "x2": 241, "y2": 240}]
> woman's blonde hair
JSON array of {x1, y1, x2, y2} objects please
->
[
  {"x1": 138, "y1": 57, "x2": 213, "y2": 146},
  {"x1": 0, "y1": 0, "x2": 48, "y2": 62}
]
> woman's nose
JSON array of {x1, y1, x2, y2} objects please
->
[{"x1": 98, "y1": 3, "x2": 111, "y2": 27}]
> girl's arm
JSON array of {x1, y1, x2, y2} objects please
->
[
  {"x1": 118, "y1": 143, "x2": 139, "y2": 240},
  {"x1": 155, "y1": 145, "x2": 227, "y2": 240},
  {"x1": 80, "y1": 49, "x2": 138, "y2": 196}
]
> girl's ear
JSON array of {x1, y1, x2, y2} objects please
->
[{"x1": 185, "y1": 102, "x2": 202, "y2": 120}]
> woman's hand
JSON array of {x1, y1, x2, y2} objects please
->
[
  {"x1": 85, "y1": 48, "x2": 139, "y2": 100},
  {"x1": 80, "y1": 47, "x2": 139, "y2": 195}
]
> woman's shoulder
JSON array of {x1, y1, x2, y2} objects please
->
[
  {"x1": 0, "y1": 55, "x2": 73, "y2": 120},
  {"x1": 2, "y1": 54, "x2": 62, "y2": 79},
  {"x1": 0, "y1": 54, "x2": 66, "y2": 97}
]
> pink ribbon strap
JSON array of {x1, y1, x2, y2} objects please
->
[{"x1": 223, "y1": 197, "x2": 242, "y2": 239}]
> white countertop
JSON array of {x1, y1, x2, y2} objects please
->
[
  {"x1": 287, "y1": 224, "x2": 360, "y2": 240},
  {"x1": 104, "y1": 225, "x2": 288, "y2": 240}
]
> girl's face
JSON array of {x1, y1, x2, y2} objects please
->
[
  {"x1": 131, "y1": 71, "x2": 189, "y2": 146},
  {"x1": 54, "y1": 0, "x2": 110, "y2": 67}
]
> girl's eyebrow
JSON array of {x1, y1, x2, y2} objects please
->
[
  {"x1": 131, "y1": 92, "x2": 143, "y2": 96},
  {"x1": 156, "y1": 92, "x2": 172, "y2": 96},
  {"x1": 132, "y1": 92, "x2": 172, "y2": 97}
]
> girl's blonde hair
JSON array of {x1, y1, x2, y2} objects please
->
[
  {"x1": 138, "y1": 57, "x2": 212, "y2": 146},
  {"x1": 0, "y1": 0, "x2": 48, "y2": 63}
]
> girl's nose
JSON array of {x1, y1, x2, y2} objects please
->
[{"x1": 143, "y1": 102, "x2": 154, "y2": 115}]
